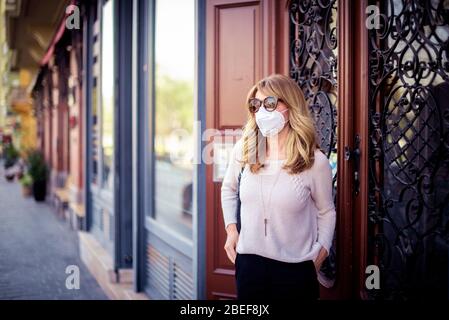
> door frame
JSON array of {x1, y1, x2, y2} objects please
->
[
  {"x1": 132, "y1": 0, "x2": 148, "y2": 292},
  {"x1": 323, "y1": 0, "x2": 369, "y2": 299},
  {"x1": 316, "y1": 0, "x2": 356, "y2": 300},
  {"x1": 196, "y1": 0, "x2": 208, "y2": 300},
  {"x1": 352, "y1": 0, "x2": 370, "y2": 299}
]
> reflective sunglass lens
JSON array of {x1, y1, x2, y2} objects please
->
[
  {"x1": 249, "y1": 99, "x2": 261, "y2": 113},
  {"x1": 264, "y1": 97, "x2": 277, "y2": 111}
]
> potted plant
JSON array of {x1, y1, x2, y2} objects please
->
[
  {"x1": 19, "y1": 173, "x2": 33, "y2": 197},
  {"x1": 4, "y1": 144, "x2": 19, "y2": 181},
  {"x1": 27, "y1": 150, "x2": 49, "y2": 202}
]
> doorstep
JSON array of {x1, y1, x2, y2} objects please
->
[{"x1": 78, "y1": 231, "x2": 149, "y2": 300}]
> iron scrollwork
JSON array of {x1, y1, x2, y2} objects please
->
[
  {"x1": 368, "y1": 0, "x2": 449, "y2": 300},
  {"x1": 289, "y1": 0, "x2": 338, "y2": 288}
]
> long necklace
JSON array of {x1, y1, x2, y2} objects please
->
[{"x1": 260, "y1": 162, "x2": 283, "y2": 237}]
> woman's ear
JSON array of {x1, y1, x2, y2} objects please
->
[{"x1": 282, "y1": 108, "x2": 290, "y2": 121}]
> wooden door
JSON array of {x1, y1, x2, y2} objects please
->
[
  {"x1": 206, "y1": 0, "x2": 449, "y2": 300},
  {"x1": 205, "y1": 0, "x2": 289, "y2": 299}
]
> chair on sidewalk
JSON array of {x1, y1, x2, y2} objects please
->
[
  {"x1": 68, "y1": 201, "x2": 85, "y2": 230},
  {"x1": 53, "y1": 176, "x2": 71, "y2": 220}
]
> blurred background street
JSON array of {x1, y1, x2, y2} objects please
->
[
  {"x1": 0, "y1": 160, "x2": 107, "y2": 300},
  {"x1": 0, "y1": 0, "x2": 448, "y2": 300}
]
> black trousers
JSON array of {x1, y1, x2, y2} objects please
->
[{"x1": 235, "y1": 253, "x2": 320, "y2": 301}]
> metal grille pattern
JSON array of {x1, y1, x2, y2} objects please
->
[
  {"x1": 146, "y1": 244, "x2": 194, "y2": 300},
  {"x1": 289, "y1": 0, "x2": 338, "y2": 287},
  {"x1": 368, "y1": 0, "x2": 449, "y2": 300}
]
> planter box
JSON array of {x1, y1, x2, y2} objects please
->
[
  {"x1": 32, "y1": 180, "x2": 47, "y2": 202},
  {"x1": 22, "y1": 186, "x2": 32, "y2": 197}
]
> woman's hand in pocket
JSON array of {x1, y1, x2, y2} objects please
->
[
  {"x1": 224, "y1": 224, "x2": 239, "y2": 264},
  {"x1": 313, "y1": 246, "x2": 329, "y2": 272}
]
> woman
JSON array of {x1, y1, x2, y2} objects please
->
[{"x1": 221, "y1": 74, "x2": 336, "y2": 300}]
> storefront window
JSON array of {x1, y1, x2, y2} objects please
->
[
  {"x1": 101, "y1": 0, "x2": 114, "y2": 191},
  {"x1": 153, "y1": 0, "x2": 195, "y2": 240}
]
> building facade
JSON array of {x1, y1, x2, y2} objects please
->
[
  {"x1": 3, "y1": 0, "x2": 70, "y2": 154},
  {"x1": 27, "y1": 0, "x2": 449, "y2": 300},
  {"x1": 0, "y1": 0, "x2": 8, "y2": 144}
]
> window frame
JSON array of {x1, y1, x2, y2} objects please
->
[
  {"x1": 91, "y1": 0, "x2": 115, "y2": 197},
  {"x1": 146, "y1": 0, "x2": 197, "y2": 247}
]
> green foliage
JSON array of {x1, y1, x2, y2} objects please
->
[
  {"x1": 155, "y1": 73, "x2": 194, "y2": 156},
  {"x1": 3, "y1": 144, "x2": 19, "y2": 168},
  {"x1": 19, "y1": 173, "x2": 33, "y2": 187},
  {"x1": 26, "y1": 150, "x2": 49, "y2": 183}
]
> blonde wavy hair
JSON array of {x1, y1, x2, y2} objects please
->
[{"x1": 241, "y1": 74, "x2": 317, "y2": 174}]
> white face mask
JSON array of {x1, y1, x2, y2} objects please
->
[{"x1": 255, "y1": 107, "x2": 289, "y2": 137}]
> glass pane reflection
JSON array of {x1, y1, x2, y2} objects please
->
[
  {"x1": 101, "y1": 0, "x2": 114, "y2": 190},
  {"x1": 153, "y1": 0, "x2": 195, "y2": 240}
]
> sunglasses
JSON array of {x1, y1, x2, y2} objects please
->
[{"x1": 248, "y1": 96, "x2": 284, "y2": 113}]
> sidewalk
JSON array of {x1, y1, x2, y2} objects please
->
[{"x1": 0, "y1": 162, "x2": 107, "y2": 300}]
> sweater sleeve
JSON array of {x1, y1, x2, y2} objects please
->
[
  {"x1": 309, "y1": 150, "x2": 336, "y2": 255},
  {"x1": 220, "y1": 139, "x2": 244, "y2": 229}
]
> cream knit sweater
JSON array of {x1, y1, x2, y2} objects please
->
[{"x1": 221, "y1": 139, "x2": 336, "y2": 263}]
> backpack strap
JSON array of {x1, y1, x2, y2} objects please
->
[{"x1": 236, "y1": 164, "x2": 245, "y2": 233}]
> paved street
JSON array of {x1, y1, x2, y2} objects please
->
[{"x1": 0, "y1": 162, "x2": 107, "y2": 300}]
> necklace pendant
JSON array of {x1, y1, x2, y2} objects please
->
[{"x1": 264, "y1": 218, "x2": 267, "y2": 237}]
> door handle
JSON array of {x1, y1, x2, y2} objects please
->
[{"x1": 344, "y1": 134, "x2": 361, "y2": 196}]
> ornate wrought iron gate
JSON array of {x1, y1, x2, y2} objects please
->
[
  {"x1": 290, "y1": 0, "x2": 449, "y2": 299},
  {"x1": 367, "y1": 0, "x2": 449, "y2": 299}
]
